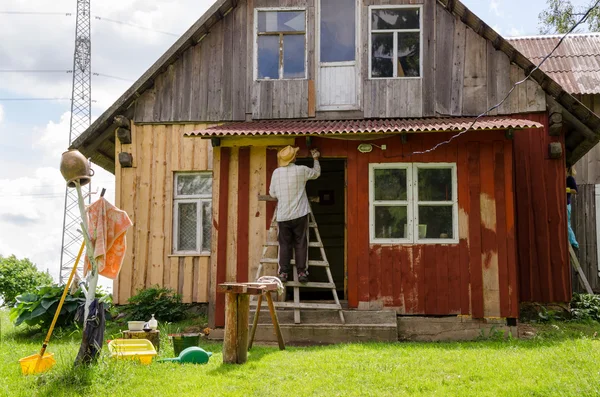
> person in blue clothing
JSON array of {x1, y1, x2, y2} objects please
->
[{"x1": 566, "y1": 165, "x2": 579, "y2": 249}]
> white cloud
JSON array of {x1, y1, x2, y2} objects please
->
[
  {"x1": 489, "y1": 0, "x2": 503, "y2": 17},
  {"x1": 509, "y1": 27, "x2": 524, "y2": 37}
]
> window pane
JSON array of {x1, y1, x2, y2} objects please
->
[
  {"x1": 283, "y1": 35, "x2": 306, "y2": 78},
  {"x1": 375, "y1": 206, "x2": 407, "y2": 239},
  {"x1": 258, "y1": 11, "x2": 305, "y2": 32},
  {"x1": 371, "y1": 8, "x2": 420, "y2": 30},
  {"x1": 397, "y1": 32, "x2": 420, "y2": 77},
  {"x1": 202, "y1": 201, "x2": 212, "y2": 252},
  {"x1": 178, "y1": 203, "x2": 197, "y2": 251},
  {"x1": 374, "y1": 168, "x2": 407, "y2": 200},
  {"x1": 418, "y1": 205, "x2": 453, "y2": 239},
  {"x1": 371, "y1": 33, "x2": 393, "y2": 78},
  {"x1": 320, "y1": 0, "x2": 355, "y2": 62},
  {"x1": 258, "y1": 35, "x2": 279, "y2": 79},
  {"x1": 418, "y1": 168, "x2": 452, "y2": 201},
  {"x1": 177, "y1": 174, "x2": 212, "y2": 196}
]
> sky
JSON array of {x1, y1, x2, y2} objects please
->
[{"x1": 0, "y1": 0, "x2": 593, "y2": 289}]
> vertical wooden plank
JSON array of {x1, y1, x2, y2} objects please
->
[
  {"x1": 178, "y1": 257, "x2": 185, "y2": 295},
  {"x1": 133, "y1": 125, "x2": 153, "y2": 293},
  {"x1": 447, "y1": 245, "x2": 461, "y2": 314},
  {"x1": 198, "y1": 256, "x2": 210, "y2": 302},
  {"x1": 435, "y1": 245, "x2": 449, "y2": 315},
  {"x1": 192, "y1": 257, "x2": 200, "y2": 302},
  {"x1": 504, "y1": 138, "x2": 518, "y2": 316},
  {"x1": 227, "y1": 148, "x2": 239, "y2": 282},
  {"x1": 237, "y1": 147, "x2": 250, "y2": 282},
  {"x1": 415, "y1": 246, "x2": 426, "y2": 313},
  {"x1": 209, "y1": 147, "x2": 221, "y2": 327},
  {"x1": 221, "y1": 9, "x2": 234, "y2": 121},
  {"x1": 486, "y1": 42, "x2": 498, "y2": 116},
  {"x1": 180, "y1": 49, "x2": 193, "y2": 121},
  {"x1": 169, "y1": 257, "x2": 179, "y2": 293},
  {"x1": 149, "y1": 125, "x2": 167, "y2": 286},
  {"x1": 208, "y1": 22, "x2": 224, "y2": 121},
  {"x1": 181, "y1": 125, "x2": 195, "y2": 170},
  {"x1": 423, "y1": 246, "x2": 437, "y2": 314},
  {"x1": 463, "y1": 28, "x2": 487, "y2": 115},
  {"x1": 347, "y1": 142, "x2": 359, "y2": 308},
  {"x1": 421, "y1": 0, "x2": 435, "y2": 116},
  {"x1": 468, "y1": 142, "x2": 484, "y2": 318},
  {"x1": 435, "y1": 5, "x2": 454, "y2": 115},
  {"x1": 357, "y1": 145, "x2": 370, "y2": 305},
  {"x1": 392, "y1": 246, "x2": 402, "y2": 308},
  {"x1": 450, "y1": 19, "x2": 466, "y2": 115},
  {"x1": 480, "y1": 141, "x2": 500, "y2": 318},
  {"x1": 265, "y1": 148, "x2": 278, "y2": 229},
  {"x1": 215, "y1": 147, "x2": 231, "y2": 327},
  {"x1": 248, "y1": 146, "x2": 266, "y2": 281},
  {"x1": 369, "y1": 246, "x2": 382, "y2": 305},
  {"x1": 493, "y1": 141, "x2": 510, "y2": 317},
  {"x1": 232, "y1": 0, "x2": 248, "y2": 121},
  {"x1": 163, "y1": 126, "x2": 174, "y2": 288},
  {"x1": 495, "y1": 52, "x2": 511, "y2": 115},
  {"x1": 198, "y1": 39, "x2": 211, "y2": 121},
  {"x1": 191, "y1": 44, "x2": 203, "y2": 121},
  {"x1": 160, "y1": 65, "x2": 175, "y2": 122},
  {"x1": 152, "y1": 74, "x2": 163, "y2": 122}
]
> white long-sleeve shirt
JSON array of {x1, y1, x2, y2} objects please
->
[{"x1": 269, "y1": 160, "x2": 321, "y2": 222}]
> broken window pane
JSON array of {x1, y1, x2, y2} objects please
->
[
  {"x1": 283, "y1": 35, "x2": 305, "y2": 78},
  {"x1": 177, "y1": 174, "x2": 212, "y2": 196},
  {"x1": 371, "y1": 33, "x2": 393, "y2": 78},
  {"x1": 418, "y1": 205, "x2": 453, "y2": 239},
  {"x1": 178, "y1": 202, "x2": 197, "y2": 251},
  {"x1": 320, "y1": 0, "x2": 356, "y2": 62},
  {"x1": 202, "y1": 201, "x2": 212, "y2": 252},
  {"x1": 374, "y1": 206, "x2": 408, "y2": 239},
  {"x1": 371, "y1": 8, "x2": 420, "y2": 30},
  {"x1": 258, "y1": 11, "x2": 305, "y2": 32},
  {"x1": 374, "y1": 168, "x2": 407, "y2": 201},
  {"x1": 397, "y1": 32, "x2": 420, "y2": 77},
  {"x1": 258, "y1": 35, "x2": 280, "y2": 79},
  {"x1": 418, "y1": 168, "x2": 452, "y2": 201}
]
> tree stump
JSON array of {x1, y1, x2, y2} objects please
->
[{"x1": 122, "y1": 330, "x2": 160, "y2": 352}]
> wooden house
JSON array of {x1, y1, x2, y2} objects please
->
[
  {"x1": 73, "y1": 0, "x2": 600, "y2": 340},
  {"x1": 510, "y1": 33, "x2": 600, "y2": 294}
]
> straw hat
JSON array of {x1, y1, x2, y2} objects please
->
[{"x1": 277, "y1": 146, "x2": 299, "y2": 167}]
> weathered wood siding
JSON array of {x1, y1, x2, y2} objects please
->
[
  {"x1": 574, "y1": 94, "x2": 600, "y2": 184},
  {"x1": 132, "y1": 0, "x2": 545, "y2": 124},
  {"x1": 513, "y1": 113, "x2": 572, "y2": 303},
  {"x1": 571, "y1": 184, "x2": 600, "y2": 293},
  {"x1": 113, "y1": 123, "x2": 213, "y2": 305}
]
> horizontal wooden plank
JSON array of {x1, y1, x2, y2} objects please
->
[
  {"x1": 285, "y1": 281, "x2": 335, "y2": 288},
  {"x1": 251, "y1": 301, "x2": 342, "y2": 310},
  {"x1": 259, "y1": 258, "x2": 329, "y2": 267}
]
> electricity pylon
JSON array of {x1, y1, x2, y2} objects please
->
[{"x1": 59, "y1": 0, "x2": 92, "y2": 283}]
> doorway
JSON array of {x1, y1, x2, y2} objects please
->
[{"x1": 295, "y1": 158, "x2": 346, "y2": 300}]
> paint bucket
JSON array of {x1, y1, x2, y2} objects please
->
[{"x1": 169, "y1": 333, "x2": 201, "y2": 356}]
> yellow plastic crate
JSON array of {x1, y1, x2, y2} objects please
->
[
  {"x1": 108, "y1": 339, "x2": 157, "y2": 365},
  {"x1": 19, "y1": 353, "x2": 56, "y2": 375}
]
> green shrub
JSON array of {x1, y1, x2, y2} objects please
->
[
  {"x1": 121, "y1": 286, "x2": 187, "y2": 323},
  {"x1": 570, "y1": 293, "x2": 600, "y2": 322},
  {"x1": 0, "y1": 255, "x2": 53, "y2": 307},
  {"x1": 9, "y1": 285, "x2": 109, "y2": 328}
]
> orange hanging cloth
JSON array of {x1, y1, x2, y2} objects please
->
[{"x1": 84, "y1": 197, "x2": 133, "y2": 280}]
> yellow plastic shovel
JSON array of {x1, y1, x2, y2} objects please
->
[{"x1": 19, "y1": 240, "x2": 86, "y2": 375}]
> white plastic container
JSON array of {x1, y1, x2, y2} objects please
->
[
  {"x1": 148, "y1": 314, "x2": 158, "y2": 330},
  {"x1": 127, "y1": 321, "x2": 145, "y2": 331}
]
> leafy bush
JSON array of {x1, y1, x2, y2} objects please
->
[
  {"x1": 121, "y1": 286, "x2": 187, "y2": 323},
  {"x1": 570, "y1": 293, "x2": 600, "y2": 322},
  {"x1": 0, "y1": 255, "x2": 53, "y2": 307},
  {"x1": 9, "y1": 285, "x2": 108, "y2": 328}
]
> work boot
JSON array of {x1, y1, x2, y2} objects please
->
[
  {"x1": 278, "y1": 272, "x2": 288, "y2": 283},
  {"x1": 298, "y1": 271, "x2": 309, "y2": 284}
]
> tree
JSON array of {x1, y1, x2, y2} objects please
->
[
  {"x1": 539, "y1": 0, "x2": 600, "y2": 34},
  {"x1": 0, "y1": 255, "x2": 53, "y2": 307}
]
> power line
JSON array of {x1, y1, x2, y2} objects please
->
[
  {"x1": 402, "y1": 0, "x2": 600, "y2": 157},
  {"x1": 93, "y1": 72, "x2": 134, "y2": 82},
  {"x1": 0, "y1": 11, "x2": 71, "y2": 16},
  {"x1": 93, "y1": 15, "x2": 179, "y2": 37},
  {"x1": 0, "y1": 97, "x2": 72, "y2": 101},
  {"x1": 0, "y1": 70, "x2": 72, "y2": 73}
]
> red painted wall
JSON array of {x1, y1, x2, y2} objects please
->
[
  {"x1": 296, "y1": 129, "x2": 519, "y2": 318},
  {"x1": 512, "y1": 113, "x2": 571, "y2": 303}
]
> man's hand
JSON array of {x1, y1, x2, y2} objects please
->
[{"x1": 310, "y1": 148, "x2": 320, "y2": 159}]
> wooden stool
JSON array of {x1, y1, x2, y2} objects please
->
[
  {"x1": 122, "y1": 330, "x2": 160, "y2": 352},
  {"x1": 218, "y1": 282, "x2": 285, "y2": 364}
]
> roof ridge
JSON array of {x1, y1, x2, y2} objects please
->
[{"x1": 507, "y1": 32, "x2": 600, "y2": 40}]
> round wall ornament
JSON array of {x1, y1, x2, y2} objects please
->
[{"x1": 357, "y1": 143, "x2": 373, "y2": 153}]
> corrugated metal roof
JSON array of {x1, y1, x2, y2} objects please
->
[
  {"x1": 507, "y1": 33, "x2": 600, "y2": 95},
  {"x1": 185, "y1": 117, "x2": 543, "y2": 137}
]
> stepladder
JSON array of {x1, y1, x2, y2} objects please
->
[{"x1": 253, "y1": 197, "x2": 345, "y2": 324}]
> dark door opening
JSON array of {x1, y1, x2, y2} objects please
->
[{"x1": 294, "y1": 158, "x2": 346, "y2": 301}]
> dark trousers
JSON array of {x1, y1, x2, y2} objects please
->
[{"x1": 277, "y1": 214, "x2": 309, "y2": 275}]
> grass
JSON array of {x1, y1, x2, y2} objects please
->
[{"x1": 1, "y1": 310, "x2": 600, "y2": 397}]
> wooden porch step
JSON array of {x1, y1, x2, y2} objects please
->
[
  {"x1": 259, "y1": 258, "x2": 329, "y2": 267},
  {"x1": 264, "y1": 241, "x2": 323, "y2": 247},
  {"x1": 250, "y1": 301, "x2": 341, "y2": 310},
  {"x1": 271, "y1": 223, "x2": 318, "y2": 228},
  {"x1": 285, "y1": 281, "x2": 335, "y2": 288}
]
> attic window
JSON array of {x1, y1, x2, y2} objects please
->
[
  {"x1": 369, "y1": 6, "x2": 422, "y2": 79},
  {"x1": 255, "y1": 9, "x2": 307, "y2": 80}
]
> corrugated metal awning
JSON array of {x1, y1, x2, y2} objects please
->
[{"x1": 185, "y1": 117, "x2": 543, "y2": 137}]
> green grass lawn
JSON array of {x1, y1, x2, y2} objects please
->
[{"x1": 1, "y1": 310, "x2": 599, "y2": 397}]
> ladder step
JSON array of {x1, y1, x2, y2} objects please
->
[
  {"x1": 259, "y1": 258, "x2": 329, "y2": 267},
  {"x1": 271, "y1": 223, "x2": 318, "y2": 228},
  {"x1": 285, "y1": 281, "x2": 335, "y2": 288},
  {"x1": 251, "y1": 301, "x2": 342, "y2": 310},
  {"x1": 264, "y1": 241, "x2": 323, "y2": 247}
]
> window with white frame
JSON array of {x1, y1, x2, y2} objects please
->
[
  {"x1": 369, "y1": 6, "x2": 421, "y2": 78},
  {"x1": 173, "y1": 173, "x2": 212, "y2": 254},
  {"x1": 370, "y1": 163, "x2": 457, "y2": 243},
  {"x1": 255, "y1": 9, "x2": 307, "y2": 80}
]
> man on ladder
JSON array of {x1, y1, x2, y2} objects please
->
[{"x1": 269, "y1": 145, "x2": 321, "y2": 284}]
